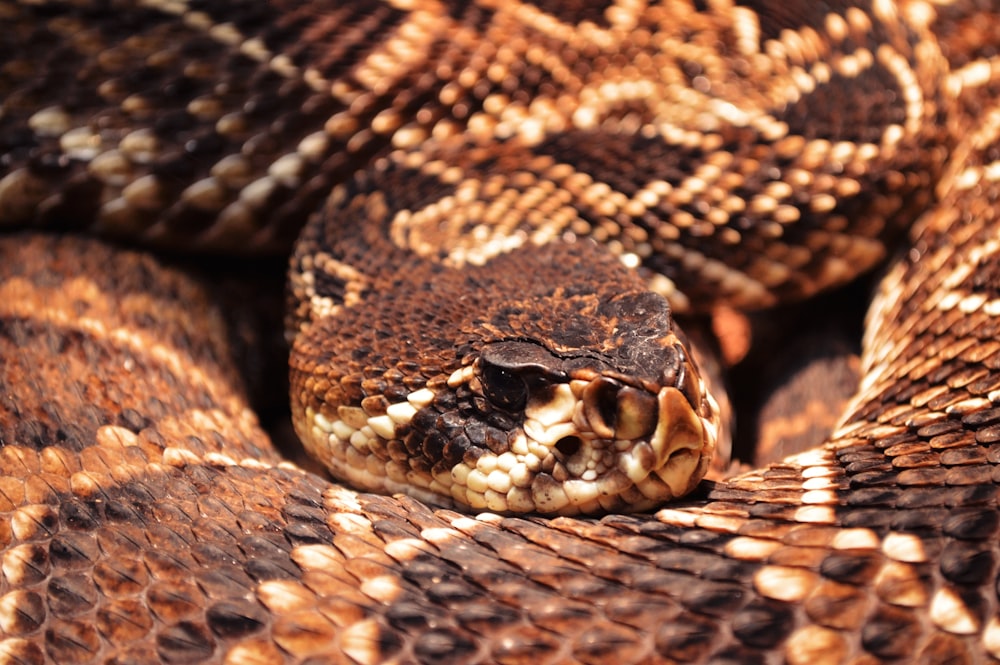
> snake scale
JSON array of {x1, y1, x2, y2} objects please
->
[{"x1": 2, "y1": 0, "x2": 1000, "y2": 662}]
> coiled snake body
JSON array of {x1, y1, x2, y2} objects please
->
[{"x1": 2, "y1": 0, "x2": 1000, "y2": 662}]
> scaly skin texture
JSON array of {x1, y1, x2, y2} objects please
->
[
  {"x1": 1, "y1": 0, "x2": 946, "y2": 301},
  {"x1": 1, "y1": 0, "x2": 1000, "y2": 663}
]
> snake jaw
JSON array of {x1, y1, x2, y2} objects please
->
[{"x1": 433, "y1": 361, "x2": 714, "y2": 515}]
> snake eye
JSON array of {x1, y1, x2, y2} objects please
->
[{"x1": 479, "y1": 360, "x2": 529, "y2": 412}]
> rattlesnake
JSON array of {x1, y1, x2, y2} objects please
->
[{"x1": 2, "y1": 0, "x2": 1000, "y2": 662}]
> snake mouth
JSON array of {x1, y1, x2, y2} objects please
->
[{"x1": 504, "y1": 374, "x2": 717, "y2": 514}]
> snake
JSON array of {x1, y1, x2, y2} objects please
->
[{"x1": 2, "y1": 0, "x2": 1000, "y2": 662}]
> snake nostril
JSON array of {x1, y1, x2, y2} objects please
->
[{"x1": 555, "y1": 436, "x2": 583, "y2": 459}]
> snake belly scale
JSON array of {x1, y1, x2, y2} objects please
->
[{"x1": 2, "y1": 0, "x2": 1000, "y2": 663}]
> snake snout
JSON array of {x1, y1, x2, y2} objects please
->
[{"x1": 648, "y1": 386, "x2": 714, "y2": 492}]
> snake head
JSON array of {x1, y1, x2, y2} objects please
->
[{"x1": 290, "y1": 238, "x2": 721, "y2": 515}]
